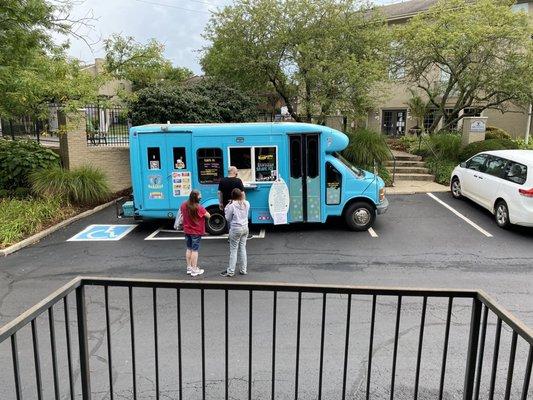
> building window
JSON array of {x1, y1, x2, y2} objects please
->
[
  {"x1": 173, "y1": 147, "x2": 186, "y2": 169},
  {"x1": 423, "y1": 109, "x2": 437, "y2": 131},
  {"x1": 443, "y1": 108, "x2": 459, "y2": 130},
  {"x1": 197, "y1": 148, "x2": 223, "y2": 184},
  {"x1": 228, "y1": 146, "x2": 278, "y2": 183},
  {"x1": 389, "y1": 41, "x2": 406, "y2": 80},
  {"x1": 147, "y1": 147, "x2": 160, "y2": 170},
  {"x1": 463, "y1": 108, "x2": 482, "y2": 117},
  {"x1": 439, "y1": 64, "x2": 451, "y2": 83}
]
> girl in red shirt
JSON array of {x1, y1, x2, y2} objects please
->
[{"x1": 180, "y1": 190, "x2": 211, "y2": 276}]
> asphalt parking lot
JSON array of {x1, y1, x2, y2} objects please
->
[{"x1": 0, "y1": 193, "x2": 532, "y2": 399}]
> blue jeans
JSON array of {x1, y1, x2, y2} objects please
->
[
  {"x1": 185, "y1": 235, "x2": 201, "y2": 251},
  {"x1": 227, "y1": 226, "x2": 248, "y2": 274}
]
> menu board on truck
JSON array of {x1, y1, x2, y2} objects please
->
[{"x1": 198, "y1": 156, "x2": 223, "y2": 184}]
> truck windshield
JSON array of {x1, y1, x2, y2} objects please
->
[{"x1": 333, "y1": 153, "x2": 364, "y2": 177}]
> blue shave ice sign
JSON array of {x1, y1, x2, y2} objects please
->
[{"x1": 67, "y1": 225, "x2": 137, "y2": 241}]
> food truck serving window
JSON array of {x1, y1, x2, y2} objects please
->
[
  {"x1": 197, "y1": 148, "x2": 223, "y2": 184},
  {"x1": 228, "y1": 146, "x2": 278, "y2": 183},
  {"x1": 173, "y1": 147, "x2": 187, "y2": 169}
]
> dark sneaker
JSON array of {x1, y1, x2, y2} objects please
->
[
  {"x1": 239, "y1": 270, "x2": 247, "y2": 275},
  {"x1": 220, "y1": 270, "x2": 234, "y2": 277}
]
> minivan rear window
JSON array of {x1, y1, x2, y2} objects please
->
[{"x1": 504, "y1": 162, "x2": 527, "y2": 185}]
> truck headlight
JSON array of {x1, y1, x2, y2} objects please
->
[{"x1": 379, "y1": 187, "x2": 385, "y2": 203}]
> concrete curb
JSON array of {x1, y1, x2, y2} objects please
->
[
  {"x1": 1, "y1": 198, "x2": 121, "y2": 257},
  {"x1": 387, "y1": 188, "x2": 451, "y2": 195}
]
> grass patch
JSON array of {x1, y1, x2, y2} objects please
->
[{"x1": 0, "y1": 197, "x2": 78, "y2": 248}]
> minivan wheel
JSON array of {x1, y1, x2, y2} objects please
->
[
  {"x1": 344, "y1": 202, "x2": 376, "y2": 231},
  {"x1": 495, "y1": 200, "x2": 511, "y2": 229},
  {"x1": 206, "y1": 208, "x2": 227, "y2": 235},
  {"x1": 451, "y1": 177, "x2": 462, "y2": 199}
]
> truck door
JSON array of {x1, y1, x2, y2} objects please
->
[
  {"x1": 288, "y1": 133, "x2": 321, "y2": 222},
  {"x1": 166, "y1": 133, "x2": 193, "y2": 213},
  {"x1": 139, "y1": 134, "x2": 170, "y2": 211}
]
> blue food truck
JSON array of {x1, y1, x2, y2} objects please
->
[{"x1": 121, "y1": 122, "x2": 388, "y2": 233}]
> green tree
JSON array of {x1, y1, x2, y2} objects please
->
[
  {"x1": 164, "y1": 66, "x2": 195, "y2": 83},
  {"x1": 406, "y1": 91, "x2": 430, "y2": 132},
  {"x1": 395, "y1": 0, "x2": 533, "y2": 132},
  {"x1": 0, "y1": 0, "x2": 99, "y2": 119},
  {"x1": 129, "y1": 79, "x2": 259, "y2": 125},
  {"x1": 104, "y1": 34, "x2": 178, "y2": 90},
  {"x1": 201, "y1": 0, "x2": 389, "y2": 123}
]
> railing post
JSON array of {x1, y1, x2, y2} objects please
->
[
  {"x1": 463, "y1": 298, "x2": 482, "y2": 400},
  {"x1": 76, "y1": 285, "x2": 91, "y2": 400}
]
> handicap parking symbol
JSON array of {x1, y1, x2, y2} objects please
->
[{"x1": 67, "y1": 224, "x2": 137, "y2": 241}]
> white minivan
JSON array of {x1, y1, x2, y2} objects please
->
[{"x1": 450, "y1": 150, "x2": 533, "y2": 228}]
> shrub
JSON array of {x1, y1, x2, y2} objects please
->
[
  {"x1": 485, "y1": 126, "x2": 511, "y2": 140},
  {"x1": 399, "y1": 135, "x2": 420, "y2": 154},
  {"x1": 378, "y1": 165, "x2": 392, "y2": 187},
  {"x1": 514, "y1": 138, "x2": 533, "y2": 150},
  {"x1": 429, "y1": 132, "x2": 461, "y2": 161},
  {"x1": 425, "y1": 157, "x2": 458, "y2": 186},
  {"x1": 0, "y1": 139, "x2": 60, "y2": 190},
  {"x1": 0, "y1": 197, "x2": 70, "y2": 248},
  {"x1": 343, "y1": 128, "x2": 390, "y2": 167},
  {"x1": 30, "y1": 166, "x2": 111, "y2": 205},
  {"x1": 459, "y1": 139, "x2": 519, "y2": 161}
]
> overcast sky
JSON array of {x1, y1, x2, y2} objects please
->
[{"x1": 62, "y1": 0, "x2": 392, "y2": 75}]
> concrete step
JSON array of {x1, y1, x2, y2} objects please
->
[
  {"x1": 394, "y1": 173, "x2": 435, "y2": 181},
  {"x1": 387, "y1": 166, "x2": 430, "y2": 174},
  {"x1": 385, "y1": 160, "x2": 426, "y2": 167},
  {"x1": 393, "y1": 154, "x2": 422, "y2": 161}
]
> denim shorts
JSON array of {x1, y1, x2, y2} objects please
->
[{"x1": 185, "y1": 234, "x2": 202, "y2": 251}]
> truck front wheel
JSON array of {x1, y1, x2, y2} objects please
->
[
  {"x1": 344, "y1": 202, "x2": 376, "y2": 231},
  {"x1": 206, "y1": 207, "x2": 227, "y2": 235}
]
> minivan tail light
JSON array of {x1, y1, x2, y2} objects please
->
[{"x1": 518, "y1": 188, "x2": 533, "y2": 197}]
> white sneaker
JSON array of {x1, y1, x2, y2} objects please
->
[
  {"x1": 190, "y1": 268, "x2": 204, "y2": 277},
  {"x1": 187, "y1": 267, "x2": 192, "y2": 275}
]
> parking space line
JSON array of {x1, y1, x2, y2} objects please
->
[
  {"x1": 427, "y1": 193, "x2": 493, "y2": 238},
  {"x1": 368, "y1": 228, "x2": 378, "y2": 238},
  {"x1": 144, "y1": 228, "x2": 266, "y2": 241}
]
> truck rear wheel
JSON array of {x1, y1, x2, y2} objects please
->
[
  {"x1": 206, "y1": 208, "x2": 227, "y2": 235},
  {"x1": 344, "y1": 201, "x2": 376, "y2": 231}
]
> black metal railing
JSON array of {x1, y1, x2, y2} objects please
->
[
  {"x1": 0, "y1": 117, "x2": 61, "y2": 146},
  {"x1": 85, "y1": 105, "x2": 130, "y2": 146},
  {"x1": 0, "y1": 277, "x2": 531, "y2": 400}
]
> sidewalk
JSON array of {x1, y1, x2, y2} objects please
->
[{"x1": 386, "y1": 180, "x2": 449, "y2": 195}]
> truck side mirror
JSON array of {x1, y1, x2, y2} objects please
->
[{"x1": 460, "y1": 162, "x2": 466, "y2": 168}]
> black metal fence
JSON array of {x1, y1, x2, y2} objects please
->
[
  {"x1": 0, "y1": 277, "x2": 531, "y2": 400},
  {"x1": 0, "y1": 116, "x2": 61, "y2": 146},
  {"x1": 85, "y1": 105, "x2": 130, "y2": 147}
]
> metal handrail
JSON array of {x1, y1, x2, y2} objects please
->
[
  {"x1": 420, "y1": 133, "x2": 440, "y2": 160},
  {"x1": 384, "y1": 140, "x2": 397, "y2": 184},
  {"x1": 1, "y1": 276, "x2": 532, "y2": 400}
]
